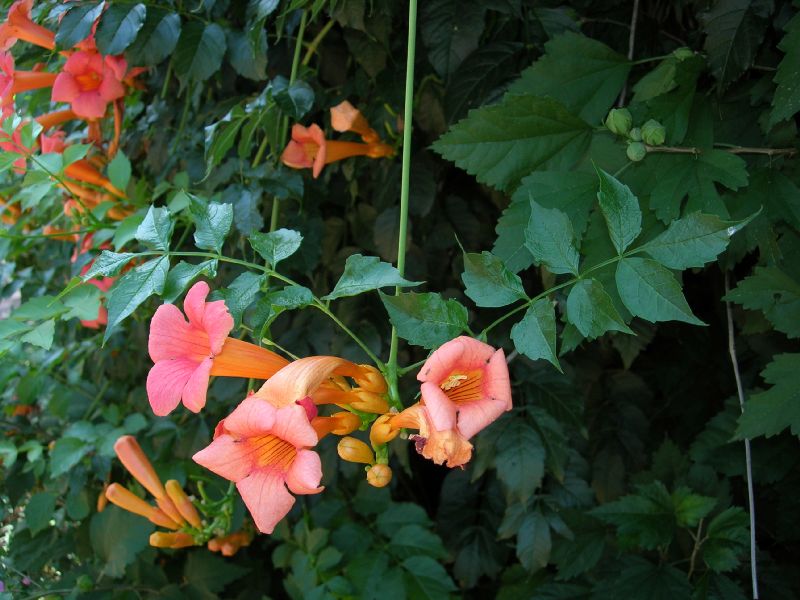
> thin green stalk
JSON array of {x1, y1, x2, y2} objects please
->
[
  {"x1": 302, "y1": 18, "x2": 335, "y2": 66},
  {"x1": 386, "y1": 0, "x2": 418, "y2": 409}
]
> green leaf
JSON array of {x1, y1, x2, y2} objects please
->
[
  {"x1": 20, "y1": 320, "x2": 55, "y2": 349},
  {"x1": 107, "y1": 151, "x2": 131, "y2": 192},
  {"x1": 173, "y1": 21, "x2": 227, "y2": 83},
  {"x1": 461, "y1": 251, "x2": 526, "y2": 307},
  {"x1": 551, "y1": 512, "x2": 606, "y2": 580},
  {"x1": 162, "y1": 260, "x2": 217, "y2": 303},
  {"x1": 227, "y1": 29, "x2": 267, "y2": 81},
  {"x1": 432, "y1": 94, "x2": 592, "y2": 193},
  {"x1": 12, "y1": 296, "x2": 66, "y2": 320},
  {"x1": 702, "y1": 0, "x2": 772, "y2": 88},
  {"x1": 135, "y1": 206, "x2": 172, "y2": 251},
  {"x1": 49, "y1": 438, "x2": 90, "y2": 478},
  {"x1": 26, "y1": 492, "x2": 57, "y2": 536},
  {"x1": 184, "y1": 551, "x2": 249, "y2": 593},
  {"x1": 0, "y1": 440, "x2": 18, "y2": 469},
  {"x1": 215, "y1": 271, "x2": 263, "y2": 326},
  {"x1": 736, "y1": 353, "x2": 800, "y2": 439},
  {"x1": 390, "y1": 524, "x2": 448, "y2": 560},
  {"x1": 601, "y1": 557, "x2": 692, "y2": 599},
  {"x1": 380, "y1": 291, "x2": 469, "y2": 349},
  {"x1": 566, "y1": 279, "x2": 632, "y2": 339},
  {"x1": 702, "y1": 507, "x2": 750, "y2": 572},
  {"x1": 249, "y1": 228, "x2": 303, "y2": 267},
  {"x1": 671, "y1": 487, "x2": 716, "y2": 527},
  {"x1": 104, "y1": 256, "x2": 169, "y2": 341},
  {"x1": 632, "y1": 56, "x2": 679, "y2": 102},
  {"x1": 56, "y1": 2, "x2": 105, "y2": 49},
  {"x1": 90, "y1": 506, "x2": 153, "y2": 578},
  {"x1": 247, "y1": 0, "x2": 279, "y2": 21},
  {"x1": 595, "y1": 168, "x2": 641, "y2": 255},
  {"x1": 507, "y1": 32, "x2": 631, "y2": 123},
  {"x1": 192, "y1": 202, "x2": 233, "y2": 253},
  {"x1": 126, "y1": 9, "x2": 181, "y2": 66},
  {"x1": 769, "y1": 13, "x2": 800, "y2": 126},
  {"x1": 493, "y1": 193, "x2": 534, "y2": 274},
  {"x1": 324, "y1": 254, "x2": 422, "y2": 300},
  {"x1": 61, "y1": 285, "x2": 102, "y2": 321},
  {"x1": 95, "y1": 3, "x2": 146, "y2": 55},
  {"x1": 273, "y1": 78, "x2": 315, "y2": 119},
  {"x1": 204, "y1": 112, "x2": 246, "y2": 174},
  {"x1": 495, "y1": 418, "x2": 545, "y2": 503},
  {"x1": 83, "y1": 251, "x2": 137, "y2": 279},
  {"x1": 401, "y1": 556, "x2": 457, "y2": 599},
  {"x1": 615, "y1": 258, "x2": 704, "y2": 325},
  {"x1": 725, "y1": 267, "x2": 800, "y2": 338},
  {"x1": 525, "y1": 201, "x2": 580, "y2": 275},
  {"x1": 591, "y1": 482, "x2": 676, "y2": 550},
  {"x1": 511, "y1": 298, "x2": 560, "y2": 370},
  {"x1": 642, "y1": 212, "x2": 747, "y2": 269},
  {"x1": 517, "y1": 511, "x2": 552, "y2": 573},
  {"x1": 420, "y1": 0, "x2": 485, "y2": 78}
]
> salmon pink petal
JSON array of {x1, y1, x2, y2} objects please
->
[
  {"x1": 270, "y1": 404, "x2": 318, "y2": 448},
  {"x1": 419, "y1": 381, "x2": 457, "y2": 431},
  {"x1": 181, "y1": 357, "x2": 213, "y2": 413},
  {"x1": 51, "y1": 73, "x2": 79, "y2": 102},
  {"x1": 417, "y1": 336, "x2": 495, "y2": 384},
  {"x1": 146, "y1": 358, "x2": 197, "y2": 416},
  {"x1": 98, "y1": 74, "x2": 124, "y2": 101},
  {"x1": 237, "y1": 469, "x2": 295, "y2": 534},
  {"x1": 183, "y1": 281, "x2": 210, "y2": 326},
  {"x1": 223, "y1": 397, "x2": 277, "y2": 437},
  {"x1": 484, "y1": 348, "x2": 512, "y2": 411},
  {"x1": 285, "y1": 449, "x2": 323, "y2": 495},
  {"x1": 192, "y1": 433, "x2": 255, "y2": 482},
  {"x1": 455, "y1": 395, "x2": 510, "y2": 440},
  {"x1": 73, "y1": 92, "x2": 107, "y2": 119},
  {"x1": 105, "y1": 55, "x2": 127, "y2": 80},
  {"x1": 201, "y1": 299, "x2": 233, "y2": 355},
  {"x1": 147, "y1": 303, "x2": 196, "y2": 362},
  {"x1": 281, "y1": 140, "x2": 314, "y2": 169},
  {"x1": 63, "y1": 52, "x2": 91, "y2": 75}
]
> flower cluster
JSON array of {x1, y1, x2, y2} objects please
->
[{"x1": 117, "y1": 281, "x2": 514, "y2": 537}]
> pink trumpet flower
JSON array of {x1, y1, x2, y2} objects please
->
[
  {"x1": 0, "y1": 0, "x2": 56, "y2": 51},
  {"x1": 51, "y1": 50, "x2": 127, "y2": 119}
]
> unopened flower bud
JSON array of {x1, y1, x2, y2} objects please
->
[
  {"x1": 97, "y1": 483, "x2": 108, "y2": 512},
  {"x1": 149, "y1": 532, "x2": 195, "y2": 549},
  {"x1": 337, "y1": 437, "x2": 374, "y2": 464},
  {"x1": 366, "y1": 464, "x2": 392, "y2": 488},
  {"x1": 629, "y1": 127, "x2": 642, "y2": 142},
  {"x1": 641, "y1": 119, "x2": 666, "y2": 146},
  {"x1": 113, "y1": 436, "x2": 166, "y2": 500},
  {"x1": 349, "y1": 389, "x2": 389, "y2": 414},
  {"x1": 370, "y1": 414, "x2": 399, "y2": 446},
  {"x1": 105, "y1": 483, "x2": 180, "y2": 530},
  {"x1": 353, "y1": 365, "x2": 388, "y2": 394},
  {"x1": 627, "y1": 141, "x2": 647, "y2": 162},
  {"x1": 604, "y1": 108, "x2": 632, "y2": 135},
  {"x1": 673, "y1": 47, "x2": 694, "y2": 60},
  {"x1": 165, "y1": 480, "x2": 202, "y2": 528},
  {"x1": 330, "y1": 411, "x2": 361, "y2": 435}
]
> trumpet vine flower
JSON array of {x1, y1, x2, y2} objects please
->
[
  {"x1": 0, "y1": 0, "x2": 55, "y2": 51},
  {"x1": 392, "y1": 403, "x2": 473, "y2": 468},
  {"x1": 0, "y1": 52, "x2": 57, "y2": 103},
  {"x1": 146, "y1": 281, "x2": 290, "y2": 416},
  {"x1": 192, "y1": 397, "x2": 323, "y2": 534},
  {"x1": 51, "y1": 50, "x2": 127, "y2": 119}
]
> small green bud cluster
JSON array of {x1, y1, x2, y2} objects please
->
[{"x1": 604, "y1": 108, "x2": 666, "y2": 162}]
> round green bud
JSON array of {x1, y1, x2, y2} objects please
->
[
  {"x1": 641, "y1": 119, "x2": 666, "y2": 146},
  {"x1": 673, "y1": 47, "x2": 694, "y2": 61},
  {"x1": 627, "y1": 141, "x2": 647, "y2": 162},
  {"x1": 629, "y1": 127, "x2": 642, "y2": 142},
  {"x1": 77, "y1": 576, "x2": 94, "y2": 592},
  {"x1": 604, "y1": 108, "x2": 632, "y2": 136}
]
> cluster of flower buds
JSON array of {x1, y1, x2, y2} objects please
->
[{"x1": 605, "y1": 107, "x2": 667, "y2": 162}]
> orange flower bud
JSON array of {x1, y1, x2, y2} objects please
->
[
  {"x1": 353, "y1": 365, "x2": 388, "y2": 394},
  {"x1": 349, "y1": 389, "x2": 389, "y2": 414},
  {"x1": 337, "y1": 436, "x2": 374, "y2": 465},
  {"x1": 330, "y1": 375, "x2": 351, "y2": 392},
  {"x1": 370, "y1": 414, "x2": 399, "y2": 446},
  {"x1": 105, "y1": 483, "x2": 180, "y2": 530},
  {"x1": 331, "y1": 411, "x2": 361, "y2": 435},
  {"x1": 366, "y1": 464, "x2": 392, "y2": 488},
  {"x1": 97, "y1": 483, "x2": 109, "y2": 513},
  {"x1": 156, "y1": 496, "x2": 186, "y2": 527},
  {"x1": 208, "y1": 531, "x2": 252, "y2": 557},
  {"x1": 113, "y1": 436, "x2": 166, "y2": 500},
  {"x1": 149, "y1": 532, "x2": 195, "y2": 549},
  {"x1": 165, "y1": 480, "x2": 202, "y2": 529}
]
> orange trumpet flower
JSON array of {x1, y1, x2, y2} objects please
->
[{"x1": 0, "y1": 0, "x2": 56, "y2": 51}]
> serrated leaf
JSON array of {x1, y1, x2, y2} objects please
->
[
  {"x1": 104, "y1": 256, "x2": 169, "y2": 341},
  {"x1": 517, "y1": 511, "x2": 552, "y2": 573},
  {"x1": 90, "y1": 506, "x2": 152, "y2": 578},
  {"x1": 380, "y1": 291, "x2": 468, "y2": 349},
  {"x1": 192, "y1": 202, "x2": 233, "y2": 253},
  {"x1": 724, "y1": 267, "x2": 800, "y2": 338},
  {"x1": 615, "y1": 258, "x2": 704, "y2": 325},
  {"x1": 26, "y1": 492, "x2": 57, "y2": 536},
  {"x1": 551, "y1": 512, "x2": 606, "y2": 581},
  {"x1": 174, "y1": 21, "x2": 226, "y2": 83},
  {"x1": 249, "y1": 228, "x2": 302, "y2": 267},
  {"x1": 95, "y1": 3, "x2": 146, "y2": 55},
  {"x1": 702, "y1": 507, "x2": 750, "y2": 572},
  {"x1": 494, "y1": 418, "x2": 545, "y2": 503},
  {"x1": 432, "y1": 94, "x2": 592, "y2": 193},
  {"x1": 511, "y1": 298, "x2": 560, "y2": 370},
  {"x1": 591, "y1": 481, "x2": 676, "y2": 550},
  {"x1": 390, "y1": 524, "x2": 449, "y2": 560},
  {"x1": 83, "y1": 251, "x2": 137, "y2": 279},
  {"x1": 184, "y1": 551, "x2": 249, "y2": 593},
  {"x1": 107, "y1": 151, "x2": 131, "y2": 191},
  {"x1": 525, "y1": 201, "x2": 580, "y2": 275},
  {"x1": 162, "y1": 260, "x2": 217, "y2": 303},
  {"x1": 21, "y1": 320, "x2": 55, "y2": 349},
  {"x1": 736, "y1": 353, "x2": 800, "y2": 439},
  {"x1": 671, "y1": 487, "x2": 716, "y2": 527},
  {"x1": 596, "y1": 168, "x2": 641, "y2": 255},
  {"x1": 214, "y1": 271, "x2": 262, "y2": 326},
  {"x1": 324, "y1": 254, "x2": 421, "y2": 300},
  {"x1": 421, "y1": 0, "x2": 485, "y2": 78},
  {"x1": 642, "y1": 212, "x2": 747, "y2": 269},
  {"x1": 507, "y1": 32, "x2": 631, "y2": 123},
  {"x1": 56, "y1": 2, "x2": 105, "y2": 49},
  {"x1": 61, "y1": 284, "x2": 102, "y2": 321},
  {"x1": 702, "y1": 0, "x2": 772, "y2": 88},
  {"x1": 601, "y1": 557, "x2": 692, "y2": 599},
  {"x1": 401, "y1": 556, "x2": 457, "y2": 599},
  {"x1": 769, "y1": 13, "x2": 800, "y2": 126},
  {"x1": 126, "y1": 9, "x2": 181, "y2": 66},
  {"x1": 461, "y1": 251, "x2": 526, "y2": 307},
  {"x1": 566, "y1": 278, "x2": 632, "y2": 339},
  {"x1": 135, "y1": 206, "x2": 172, "y2": 250}
]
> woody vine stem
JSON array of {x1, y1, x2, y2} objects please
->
[{"x1": 386, "y1": 0, "x2": 418, "y2": 410}]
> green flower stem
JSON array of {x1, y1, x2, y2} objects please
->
[
  {"x1": 386, "y1": 0, "x2": 418, "y2": 411},
  {"x1": 141, "y1": 250, "x2": 383, "y2": 368},
  {"x1": 302, "y1": 18, "x2": 335, "y2": 66}
]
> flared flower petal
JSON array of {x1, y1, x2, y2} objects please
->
[
  {"x1": 285, "y1": 449, "x2": 323, "y2": 494},
  {"x1": 236, "y1": 468, "x2": 295, "y2": 534},
  {"x1": 192, "y1": 433, "x2": 256, "y2": 482},
  {"x1": 222, "y1": 396, "x2": 277, "y2": 438}
]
